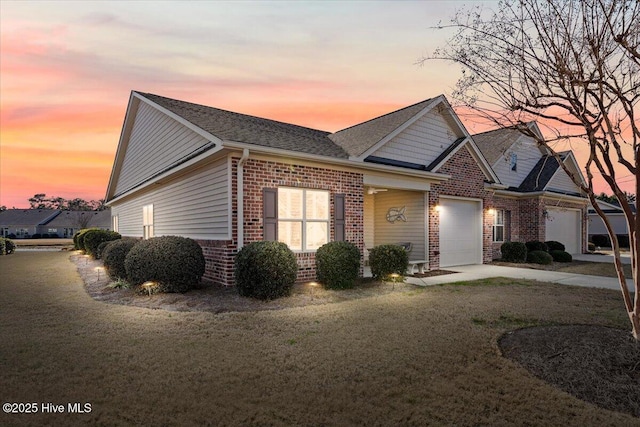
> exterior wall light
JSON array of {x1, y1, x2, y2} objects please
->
[{"x1": 487, "y1": 208, "x2": 496, "y2": 215}]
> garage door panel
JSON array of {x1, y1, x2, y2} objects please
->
[
  {"x1": 439, "y1": 199, "x2": 482, "y2": 267},
  {"x1": 546, "y1": 208, "x2": 581, "y2": 254}
]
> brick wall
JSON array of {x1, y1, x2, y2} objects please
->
[
  {"x1": 428, "y1": 146, "x2": 495, "y2": 269},
  {"x1": 201, "y1": 157, "x2": 364, "y2": 286}
]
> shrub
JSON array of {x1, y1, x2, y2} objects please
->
[
  {"x1": 316, "y1": 241, "x2": 361, "y2": 289},
  {"x1": 84, "y1": 230, "x2": 121, "y2": 258},
  {"x1": 74, "y1": 228, "x2": 100, "y2": 251},
  {"x1": 545, "y1": 241, "x2": 565, "y2": 252},
  {"x1": 235, "y1": 241, "x2": 298, "y2": 300},
  {"x1": 527, "y1": 250, "x2": 553, "y2": 265},
  {"x1": 617, "y1": 234, "x2": 630, "y2": 248},
  {"x1": 526, "y1": 240, "x2": 548, "y2": 253},
  {"x1": 550, "y1": 250, "x2": 572, "y2": 262},
  {"x1": 31, "y1": 233, "x2": 42, "y2": 239},
  {"x1": 7, "y1": 233, "x2": 16, "y2": 239},
  {"x1": 368, "y1": 244, "x2": 409, "y2": 281},
  {"x1": 125, "y1": 236, "x2": 205, "y2": 293},
  {"x1": 103, "y1": 239, "x2": 138, "y2": 281},
  {"x1": 500, "y1": 242, "x2": 527, "y2": 263},
  {"x1": 588, "y1": 242, "x2": 596, "y2": 252},
  {"x1": 0, "y1": 237, "x2": 16, "y2": 255},
  {"x1": 591, "y1": 234, "x2": 610, "y2": 247},
  {"x1": 96, "y1": 240, "x2": 114, "y2": 260}
]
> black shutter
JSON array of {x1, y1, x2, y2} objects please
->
[
  {"x1": 335, "y1": 193, "x2": 346, "y2": 241},
  {"x1": 263, "y1": 188, "x2": 278, "y2": 241}
]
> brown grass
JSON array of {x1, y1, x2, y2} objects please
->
[
  {"x1": 493, "y1": 260, "x2": 633, "y2": 278},
  {"x1": 1, "y1": 251, "x2": 639, "y2": 426}
]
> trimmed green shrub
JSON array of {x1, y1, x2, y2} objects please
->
[
  {"x1": 74, "y1": 228, "x2": 100, "y2": 251},
  {"x1": 527, "y1": 250, "x2": 553, "y2": 265},
  {"x1": 545, "y1": 241, "x2": 565, "y2": 252},
  {"x1": 526, "y1": 240, "x2": 548, "y2": 253},
  {"x1": 125, "y1": 236, "x2": 205, "y2": 293},
  {"x1": 84, "y1": 229, "x2": 121, "y2": 258},
  {"x1": 235, "y1": 241, "x2": 298, "y2": 300},
  {"x1": 316, "y1": 241, "x2": 361, "y2": 289},
  {"x1": 500, "y1": 242, "x2": 527, "y2": 263},
  {"x1": 96, "y1": 240, "x2": 113, "y2": 260},
  {"x1": 550, "y1": 250, "x2": 572, "y2": 262},
  {"x1": 103, "y1": 239, "x2": 138, "y2": 281},
  {"x1": 591, "y1": 234, "x2": 610, "y2": 247},
  {"x1": 31, "y1": 233, "x2": 42, "y2": 239},
  {"x1": 588, "y1": 242, "x2": 596, "y2": 252},
  {"x1": 0, "y1": 237, "x2": 16, "y2": 255},
  {"x1": 368, "y1": 244, "x2": 409, "y2": 281}
]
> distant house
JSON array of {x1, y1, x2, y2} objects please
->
[
  {"x1": 472, "y1": 123, "x2": 588, "y2": 256},
  {"x1": 0, "y1": 209, "x2": 111, "y2": 238},
  {"x1": 588, "y1": 199, "x2": 634, "y2": 247},
  {"x1": 105, "y1": 91, "x2": 585, "y2": 286}
]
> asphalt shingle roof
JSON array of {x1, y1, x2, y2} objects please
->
[
  {"x1": 471, "y1": 127, "x2": 525, "y2": 165},
  {"x1": 517, "y1": 152, "x2": 569, "y2": 192},
  {"x1": 0, "y1": 209, "x2": 59, "y2": 226},
  {"x1": 45, "y1": 210, "x2": 111, "y2": 227},
  {"x1": 328, "y1": 98, "x2": 435, "y2": 157},
  {"x1": 139, "y1": 92, "x2": 349, "y2": 159}
]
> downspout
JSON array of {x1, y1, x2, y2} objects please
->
[{"x1": 237, "y1": 148, "x2": 250, "y2": 250}]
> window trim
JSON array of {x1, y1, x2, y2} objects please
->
[
  {"x1": 143, "y1": 204, "x2": 154, "y2": 239},
  {"x1": 277, "y1": 187, "x2": 330, "y2": 252},
  {"x1": 492, "y1": 209, "x2": 505, "y2": 243}
]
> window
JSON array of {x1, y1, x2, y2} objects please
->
[
  {"x1": 143, "y1": 204, "x2": 154, "y2": 239},
  {"x1": 112, "y1": 215, "x2": 119, "y2": 233},
  {"x1": 493, "y1": 209, "x2": 505, "y2": 242},
  {"x1": 48, "y1": 228, "x2": 58, "y2": 233},
  {"x1": 510, "y1": 153, "x2": 517, "y2": 171},
  {"x1": 277, "y1": 188, "x2": 329, "y2": 251}
]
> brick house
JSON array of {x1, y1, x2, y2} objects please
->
[
  {"x1": 472, "y1": 123, "x2": 588, "y2": 257},
  {"x1": 105, "y1": 92, "x2": 581, "y2": 286}
]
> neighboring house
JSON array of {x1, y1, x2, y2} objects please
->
[
  {"x1": 588, "y1": 199, "x2": 633, "y2": 245},
  {"x1": 108, "y1": 91, "x2": 579, "y2": 286},
  {"x1": 0, "y1": 209, "x2": 60, "y2": 238},
  {"x1": 0, "y1": 209, "x2": 111, "y2": 238},
  {"x1": 472, "y1": 123, "x2": 588, "y2": 257}
]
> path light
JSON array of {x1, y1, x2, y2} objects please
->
[
  {"x1": 389, "y1": 273, "x2": 401, "y2": 290},
  {"x1": 94, "y1": 266, "x2": 104, "y2": 282},
  {"x1": 306, "y1": 281, "x2": 320, "y2": 296},
  {"x1": 142, "y1": 281, "x2": 157, "y2": 297}
]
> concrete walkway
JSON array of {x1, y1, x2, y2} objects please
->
[{"x1": 573, "y1": 251, "x2": 632, "y2": 264}]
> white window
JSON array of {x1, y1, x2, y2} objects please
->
[
  {"x1": 143, "y1": 204, "x2": 154, "y2": 239},
  {"x1": 493, "y1": 209, "x2": 505, "y2": 242},
  {"x1": 278, "y1": 188, "x2": 329, "y2": 251},
  {"x1": 112, "y1": 215, "x2": 119, "y2": 233}
]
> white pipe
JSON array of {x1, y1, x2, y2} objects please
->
[{"x1": 237, "y1": 148, "x2": 250, "y2": 249}]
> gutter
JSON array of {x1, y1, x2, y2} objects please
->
[{"x1": 237, "y1": 148, "x2": 250, "y2": 249}]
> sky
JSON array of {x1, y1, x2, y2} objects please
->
[{"x1": 0, "y1": 1, "x2": 631, "y2": 209}]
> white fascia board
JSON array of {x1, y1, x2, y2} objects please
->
[
  {"x1": 353, "y1": 96, "x2": 443, "y2": 161},
  {"x1": 106, "y1": 144, "x2": 225, "y2": 205},
  {"x1": 493, "y1": 188, "x2": 587, "y2": 204},
  {"x1": 222, "y1": 140, "x2": 450, "y2": 183}
]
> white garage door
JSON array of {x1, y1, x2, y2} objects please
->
[
  {"x1": 546, "y1": 208, "x2": 581, "y2": 254},
  {"x1": 439, "y1": 198, "x2": 482, "y2": 267}
]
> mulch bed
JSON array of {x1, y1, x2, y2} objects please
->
[{"x1": 499, "y1": 325, "x2": 640, "y2": 417}]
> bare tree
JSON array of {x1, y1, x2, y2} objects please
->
[{"x1": 423, "y1": 0, "x2": 639, "y2": 338}]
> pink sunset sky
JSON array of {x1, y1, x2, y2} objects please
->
[{"x1": 0, "y1": 1, "x2": 632, "y2": 209}]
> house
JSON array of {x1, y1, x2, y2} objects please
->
[
  {"x1": 588, "y1": 199, "x2": 634, "y2": 247},
  {"x1": 0, "y1": 209, "x2": 111, "y2": 238},
  {"x1": 0, "y1": 209, "x2": 60, "y2": 238},
  {"x1": 106, "y1": 91, "x2": 581, "y2": 286},
  {"x1": 472, "y1": 124, "x2": 588, "y2": 257}
]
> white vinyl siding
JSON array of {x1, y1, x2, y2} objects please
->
[
  {"x1": 373, "y1": 190, "x2": 426, "y2": 261},
  {"x1": 114, "y1": 101, "x2": 211, "y2": 196},
  {"x1": 370, "y1": 110, "x2": 463, "y2": 168},
  {"x1": 110, "y1": 158, "x2": 230, "y2": 239},
  {"x1": 547, "y1": 165, "x2": 582, "y2": 194},
  {"x1": 588, "y1": 213, "x2": 628, "y2": 235},
  {"x1": 492, "y1": 136, "x2": 544, "y2": 188}
]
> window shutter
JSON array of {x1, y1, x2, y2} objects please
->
[
  {"x1": 263, "y1": 188, "x2": 278, "y2": 241},
  {"x1": 335, "y1": 193, "x2": 346, "y2": 241}
]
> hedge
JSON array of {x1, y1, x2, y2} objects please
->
[
  {"x1": 550, "y1": 250, "x2": 572, "y2": 263},
  {"x1": 235, "y1": 241, "x2": 298, "y2": 300},
  {"x1": 84, "y1": 230, "x2": 121, "y2": 258},
  {"x1": 368, "y1": 244, "x2": 409, "y2": 281},
  {"x1": 527, "y1": 250, "x2": 553, "y2": 265},
  {"x1": 102, "y1": 239, "x2": 138, "y2": 281},
  {"x1": 316, "y1": 241, "x2": 361, "y2": 289},
  {"x1": 501, "y1": 242, "x2": 527, "y2": 263}
]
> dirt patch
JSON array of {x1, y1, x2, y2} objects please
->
[
  {"x1": 73, "y1": 253, "x2": 419, "y2": 313},
  {"x1": 500, "y1": 325, "x2": 640, "y2": 417}
]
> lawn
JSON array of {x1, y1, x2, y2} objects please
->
[{"x1": 1, "y1": 251, "x2": 638, "y2": 426}]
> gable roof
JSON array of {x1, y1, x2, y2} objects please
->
[
  {"x1": 518, "y1": 152, "x2": 570, "y2": 192},
  {"x1": 45, "y1": 210, "x2": 111, "y2": 227},
  {"x1": 472, "y1": 127, "x2": 527, "y2": 165},
  {"x1": 0, "y1": 209, "x2": 60, "y2": 226},
  {"x1": 138, "y1": 92, "x2": 349, "y2": 159},
  {"x1": 328, "y1": 98, "x2": 437, "y2": 157}
]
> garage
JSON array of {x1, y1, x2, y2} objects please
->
[
  {"x1": 546, "y1": 207, "x2": 582, "y2": 254},
  {"x1": 439, "y1": 198, "x2": 482, "y2": 267}
]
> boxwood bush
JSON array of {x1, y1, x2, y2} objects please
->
[
  {"x1": 525, "y1": 240, "x2": 549, "y2": 253},
  {"x1": 74, "y1": 228, "x2": 100, "y2": 251},
  {"x1": 545, "y1": 241, "x2": 565, "y2": 252},
  {"x1": 235, "y1": 241, "x2": 298, "y2": 300},
  {"x1": 368, "y1": 244, "x2": 409, "y2": 281},
  {"x1": 102, "y1": 239, "x2": 138, "y2": 281},
  {"x1": 316, "y1": 241, "x2": 361, "y2": 289},
  {"x1": 550, "y1": 250, "x2": 573, "y2": 263},
  {"x1": 125, "y1": 236, "x2": 205, "y2": 293},
  {"x1": 0, "y1": 237, "x2": 16, "y2": 255},
  {"x1": 84, "y1": 230, "x2": 121, "y2": 258},
  {"x1": 591, "y1": 234, "x2": 610, "y2": 247},
  {"x1": 500, "y1": 242, "x2": 527, "y2": 263},
  {"x1": 527, "y1": 250, "x2": 553, "y2": 265}
]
